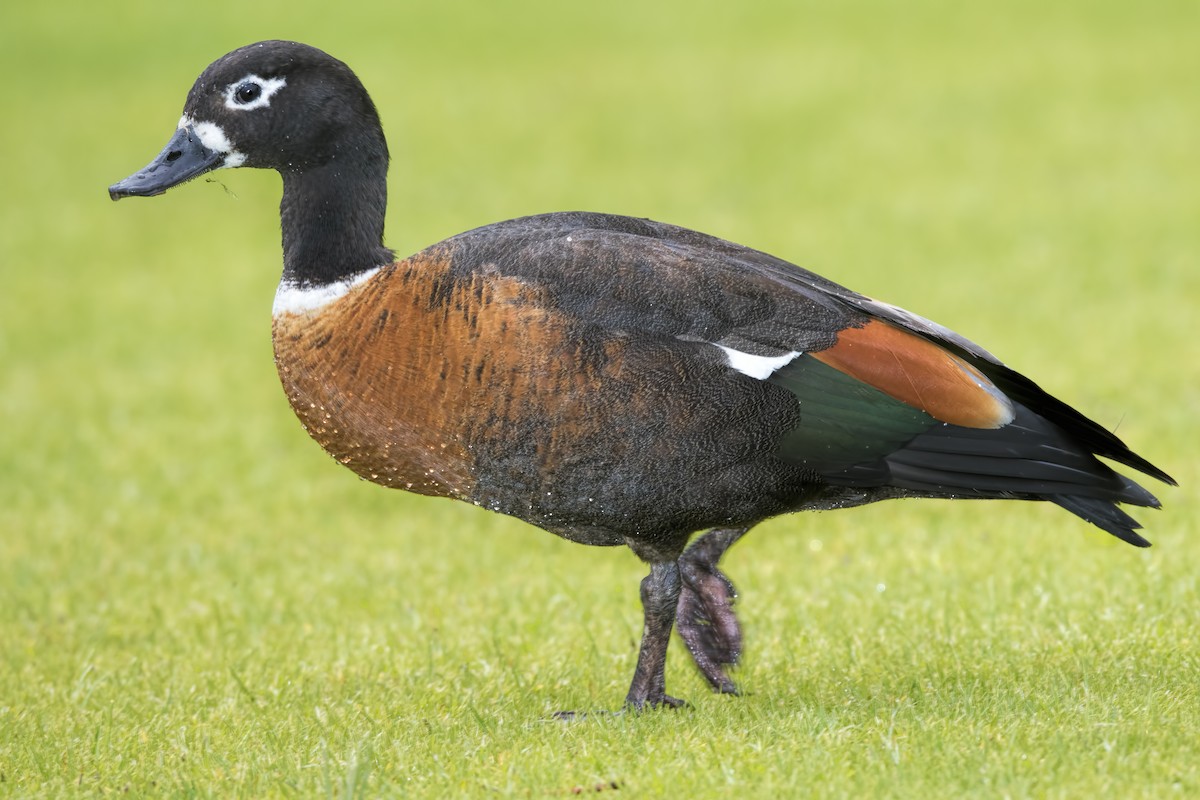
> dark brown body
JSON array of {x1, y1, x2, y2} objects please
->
[
  {"x1": 272, "y1": 210, "x2": 1169, "y2": 561},
  {"x1": 272, "y1": 237, "x2": 824, "y2": 556}
]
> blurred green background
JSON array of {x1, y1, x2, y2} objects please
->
[{"x1": 1, "y1": 0, "x2": 1197, "y2": 797}]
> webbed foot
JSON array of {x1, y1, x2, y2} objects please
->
[{"x1": 676, "y1": 527, "x2": 749, "y2": 694}]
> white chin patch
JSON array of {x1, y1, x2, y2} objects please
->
[
  {"x1": 716, "y1": 345, "x2": 802, "y2": 379},
  {"x1": 273, "y1": 266, "x2": 385, "y2": 316},
  {"x1": 177, "y1": 115, "x2": 246, "y2": 168},
  {"x1": 222, "y1": 74, "x2": 287, "y2": 111}
]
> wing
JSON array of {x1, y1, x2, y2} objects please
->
[{"x1": 767, "y1": 319, "x2": 1165, "y2": 546}]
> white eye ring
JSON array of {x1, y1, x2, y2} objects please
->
[{"x1": 223, "y1": 73, "x2": 287, "y2": 111}]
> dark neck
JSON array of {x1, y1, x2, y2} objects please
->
[{"x1": 278, "y1": 133, "x2": 395, "y2": 286}]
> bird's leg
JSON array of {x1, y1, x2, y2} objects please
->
[
  {"x1": 676, "y1": 526, "x2": 749, "y2": 694},
  {"x1": 625, "y1": 560, "x2": 686, "y2": 710}
]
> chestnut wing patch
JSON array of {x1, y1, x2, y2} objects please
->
[
  {"x1": 766, "y1": 320, "x2": 1017, "y2": 474},
  {"x1": 810, "y1": 319, "x2": 1015, "y2": 429}
]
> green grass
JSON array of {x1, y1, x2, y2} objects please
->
[{"x1": 2, "y1": 0, "x2": 1198, "y2": 796}]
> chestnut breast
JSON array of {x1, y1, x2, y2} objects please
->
[{"x1": 271, "y1": 249, "x2": 636, "y2": 504}]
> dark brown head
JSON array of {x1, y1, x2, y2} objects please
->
[{"x1": 109, "y1": 40, "x2": 388, "y2": 199}]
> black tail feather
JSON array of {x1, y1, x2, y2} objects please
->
[
  {"x1": 824, "y1": 404, "x2": 1166, "y2": 546},
  {"x1": 939, "y1": 349, "x2": 1175, "y2": 489},
  {"x1": 1049, "y1": 493, "x2": 1151, "y2": 547}
]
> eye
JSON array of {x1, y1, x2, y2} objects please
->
[
  {"x1": 234, "y1": 82, "x2": 262, "y2": 104},
  {"x1": 223, "y1": 74, "x2": 287, "y2": 111}
]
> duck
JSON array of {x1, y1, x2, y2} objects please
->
[{"x1": 109, "y1": 40, "x2": 1174, "y2": 711}]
